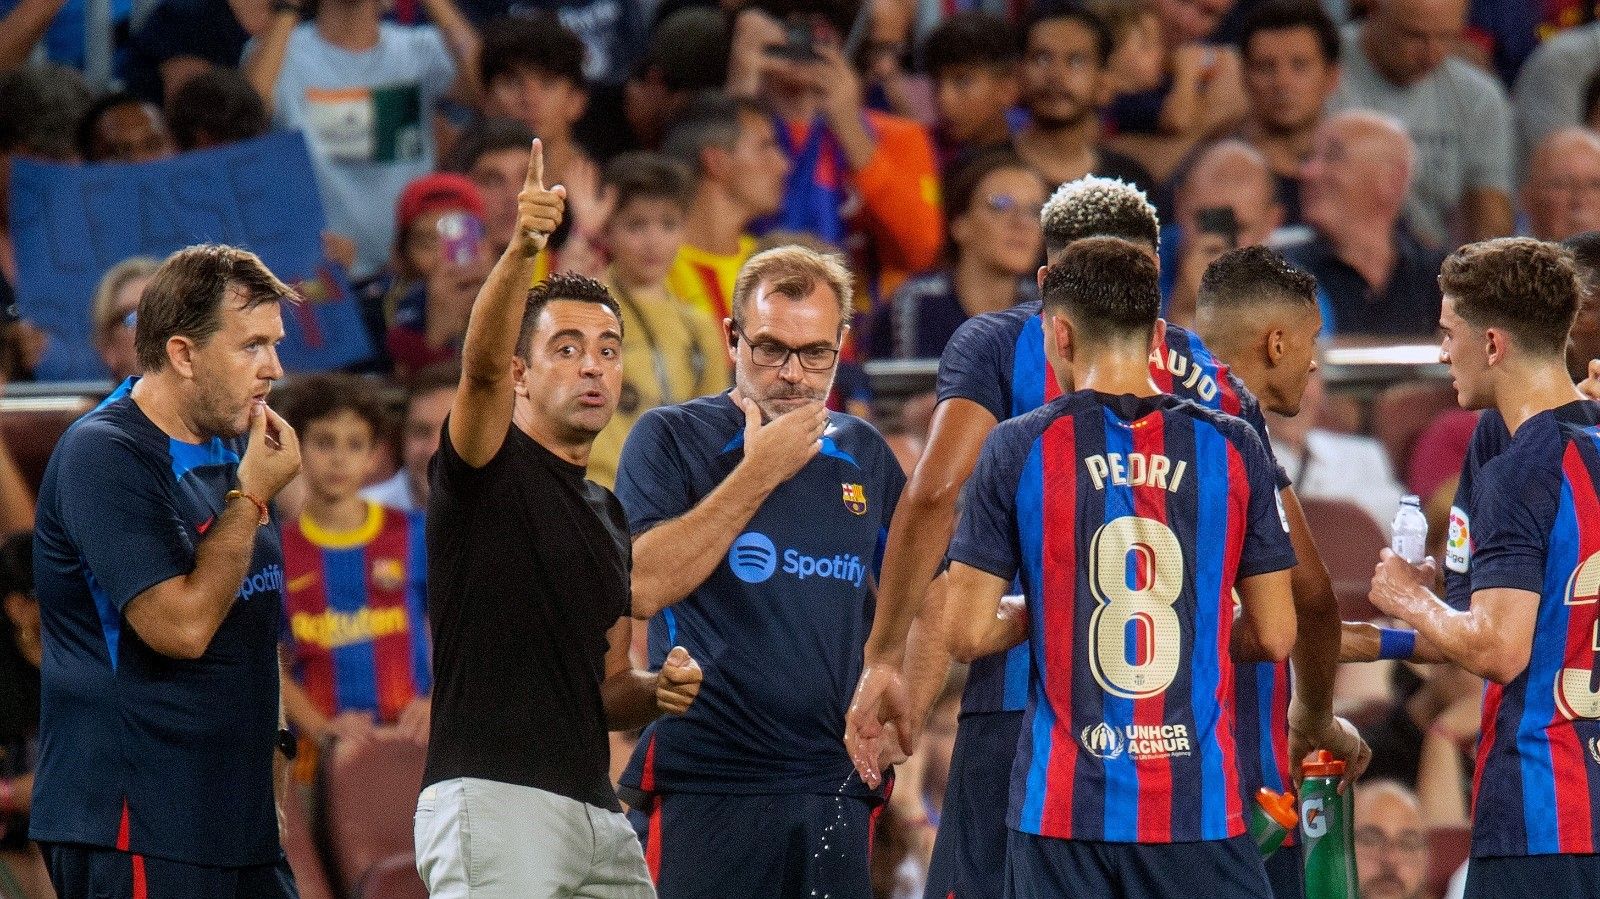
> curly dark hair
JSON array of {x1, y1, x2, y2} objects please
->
[
  {"x1": 1198, "y1": 245, "x2": 1317, "y2": 312},
  {"x1": 1041, "y1": 236, "x2": 1160, "y2": 342},
  {"x1": 276, "y1": 372, "x2": 391, "y2": 439},
  {"x1": 480, "y1": 13, "x2": 587, "y2": 90},
  {"x1": 921, "y1": 12, "x2": 1019, "y2": 78},
  {"x1": 1440, "y1": 237, "x2": 1580, "y2": 357},
  {"x1": 515, "y1": 273, "x2": 623, "y2": 357}
]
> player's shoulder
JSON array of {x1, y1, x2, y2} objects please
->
[
  {"x1": 1165, "y1": 394, "x2": 1269, "y2": 452},
  {"x1": 824, "y1": 409, "x2": 896, "y2": 461},
  {"x1": 1479, "y1": 402, "x2": 1599, "y2": 489},
  {"x1": 946, "y1": 299, "x2": 1040, "y2": 351},
  {"x1": 57, "y1": 392, "x2": 161, "y2": 465}
]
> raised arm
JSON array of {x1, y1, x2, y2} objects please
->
[
  {"x1": 420, "y1": 0, "x2": 482, "y2": 105},
  {"x1": 0, "y1": 0, "x2": 68, "y2": 73},
  {"x1": 629, "y1": 397, "x2": 826, "y2": 618},
  {"x1": 240, "y1": 0, "x2": 299, "y2": 112},
  {"x1": 447, "y1": 139, "x2": 565, "y2": 468},
  {"x1": 125, "y1": 404, "x2": 300, "y2": 659}
]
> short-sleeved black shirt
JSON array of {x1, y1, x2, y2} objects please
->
[{"x1": 422, "y1": 419, "x2": 630, "y2": 811}]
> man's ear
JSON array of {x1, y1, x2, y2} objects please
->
[
  {"x1": 1266, "y1": 326, "x2": 1287, "y2": 367},
  {"x1": 167, "y1": 336, "x2": 197, "y2": 379},
  {"x1": 1485, "y1": 327, "x2": 1509, "y2": 367},
  {"x1": 511, "y1": 354, "x2": 530, "y2": 397}
]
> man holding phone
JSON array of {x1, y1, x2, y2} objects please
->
[{"x1": 1164, "y1": 140, "x2": 1285, "y2": 326}]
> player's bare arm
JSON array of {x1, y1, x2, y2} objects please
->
[
  {"x1": 1232, "y1": 568, "x2": 1296, "y2": 664},
  {"x1": 448, "y1": 138, "x2": 566, "y2": 468},
  {"x1": 1368, "y1": 551, "x2": 1539, "y2": 684},
  {"x1": 945, "y1": 562, "x2": 1028, "y2": 664}
]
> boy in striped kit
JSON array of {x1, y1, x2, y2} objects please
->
[
  {"x1": 1369, "y1": 237, "x2": 1600, "y2": 898},
  {"x1": 945, "y1": 237, "x2": 1298, "y2": 897},
  {"x1": 278, "y1": 373, "x2": 432, "y2": 751}
]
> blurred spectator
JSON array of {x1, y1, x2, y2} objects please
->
[
  {"x1": 729, "y1": 4, "x2": 943, "y2": 301},
  {"x1": 1406, "y1": 408, "x2": 1478, "y2": 509},
  {"x1": 1013, "y1": 5, "x2": 1156, "y2": 195},
  {"x1": 89, "y1": 257, "x2": 159, "y2": 382},
  {"x1": 0, "y1": 373, "x2": 30, "y2": 535},
  {"x1": 244, "y1": 0, "x2": 480, "y2": 279},
  {"x1": 443, "y1": 117, "x2": 534, "y2": 255},
  {"x1": 1464, "y1": 0, "x2": 1589, "y2": 87},
  {"x1": 1353, "y1": 780, "x2": 1431, "y2": 899},
  {"x1": 1564, "y1": 230, "x2": 1600, "y2": 382},
  {"x1": 0, "y1": 0, "x2": 67, "y2": 73},
  {"x1": 867, "y1": 148, "x2": 1045, "y2": 359},
  {"x1": 1099, "y1": 0, "x2": 1247, "y2": 183},
  {"x1": 1236, "y1": 0, "x2": 1341, "y2": 226},
  {"x1": 1156, "y1": 0, "x2": 1238, "y2": 46},
  {"x1": 363, "y1": 362, "x2": 459, "y2": 512},
  {"x1": 480, "y1": 13, "x2": 589, "y2": 190},
  {"x1": 0, "y1": 532, "x2": 47, "y2": 899},
  {"x1": 166, "y1": 68, "x2": 270, "y2": 151},
  {"x1": 381, "y1": 173, "x2": 492, "y2": 376},
  {"x1": 456, "y1": 0, "x2": 651, "y2": 87},
  {"x1": 578, "y1": 6, "x2": 730, "y2": 162},
  {"x1": 1268, "y1": 370, "x2": 1406, "y2": 533},
  {"x1": 0, "y1": 66, "x2": 92, "y2": 382},
  {"x1": 920, "y1": 12, "x2": 1021, "y2": 169},
  {"x1": 1164, "y1": 139, "x2": 1284, "y2": 326},
  {"x1": 1512, "y1": 20, "x2": 1600, "y2": 169},
  {"x1": 1282, "y1": 111, "x2": 1446, "y2": 337},
  {"x1": 121, "y1": 0, "x2": 255, "y2": 106},
  {"x1": 588, "y1": 152, "x2": 730, "y2": 489},
  {"x1": 77, "y1": 92, "x2": 178, "y2": 164},
  {"x1": 662, "y1": 94, "x2": 789, "y2": 324},
  {"x1": 277, "y1": 374, "x2": 432, "y2": 752},
  {"x1": 1521, "y1": 127, "x2": 1600, "y2": 242},
  {"x1": 1330, "y1": 0, "x2": 1514, "y2": 246}
]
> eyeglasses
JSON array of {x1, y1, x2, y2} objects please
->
[
  {"x1": 985, "y1": 194, "x2": 1044, "y2": 221},
  {"x1": 1354, "y1": 828, "x2": 1427, "y2": 856},
  {"x1": 736, "y1": 328, "x2": 840, "y2": 372}
]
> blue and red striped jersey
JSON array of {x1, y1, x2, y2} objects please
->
[
  {"x1": 934, "y1": 303, "x2": 1295, "y2": 816},
  {"x1": 949, "y1": 391, "x2": 1296, "y2": 842},
  {"x1": 281, "y1": 501, "x2": 431, "y2": 724},
  {"x1": 1465, "y1": 400, "x2": 1600, "y2": 858}
]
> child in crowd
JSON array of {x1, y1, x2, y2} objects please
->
[
  {"x1": 589, "y1": 152, "x2": 730, "y2": 489},
  {"x1": 920, "y1": 12, "x2": 1022, "y2": 169},
  {"x1": 275, "y1": 374, "x2": 432, "y2": 766}
]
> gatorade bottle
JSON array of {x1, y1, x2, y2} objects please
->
[
  {"x1": 1299, "y1": 750, "x2": 1357, "y2": 899},
  {"x1": 1249, "y1": 787, "x2": 1299, "y2": 856},
  {"x1": 1391, "y1": 495, "x2": 1429, "y2": 564}
]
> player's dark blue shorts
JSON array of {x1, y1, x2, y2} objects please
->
[
  {"x1": 1464, "y1": 853, "x2": 1600, "y2": 899},
  {"x1": 41, "y1": 843, "x2": 298, "y2": 899},
  {"x1": 1262, "y1": 840, "x2": 1303, "y2": 899},
  {"x1": 630, "y1": 791, "x2": 883, "y2": 899},
  {"x1": 924, "y1": 709, "x2": 1022, "y2": 899},
  {"x1": 1004, "y1": 831, "x2": 1272, "y2": 899}
]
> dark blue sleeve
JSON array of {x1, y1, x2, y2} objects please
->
[
  {"x1": 1238, "y1": 390, "x2": 1292, "y2": 491},
  {"x1": 1445, "y1": 410, "x2": 1510, "y2": 609},
  {"x1": 614, "y1": 408, "x2": 696, "y2": 535},
  {"x1": 1469, "y1": 449, "x2": 1561, "y2": 595},
  {"x1": 1229, "y1": 421, "x2": 1299, "y2": 579},
  {"x1": 935, "y1": 311, "x2": 1012, "y2": 421},
  {"x1": 946, "y1": 422, "x2": 1029, "y2": 580},
  {"x1": 57, "y1": 423, "x2": 195, "y2": 612}
]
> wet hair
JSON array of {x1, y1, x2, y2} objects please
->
[
  {"x1": 135, "y1": 244, "x2": 299, "y2": 372},
  {"x1": 1041, "y1": 236, "x2": 1160, "y2": 342},
  {"x1": 1040, "y1": 175, "x2": 1159, "y2": 258},
  {"x1": 1440, "y1": 237, "x2": 1580, "y2": 358},
  {"x1": 515, "y1": 273, "x2": 623, "y2": 358}
]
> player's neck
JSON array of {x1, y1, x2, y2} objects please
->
[
  {"x1": 305, "y1": 492, "x2": 368, "y2": 532},
  {"x1": 1495, "y1": 359, "x2": 1585, "y2": 435},
  {"x1": 1076, "y1": 349, "x2": 1161, "y2": 398}
]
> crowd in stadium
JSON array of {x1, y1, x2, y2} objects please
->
[{"x1": 2, "y1": 0, "x2": 1600, "y2": 896}]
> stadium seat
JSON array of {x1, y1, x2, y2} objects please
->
[
  {"x1": 1370, "y1": 381, "x2": 1458, "y2": 475},
  {"x1": 0, "y1": 398, "x2": 95, "y2": 493},
  {"x1": 355, "y1": 852, "x2": 427, "y2": 899},
  {"x1": 282, "y1": 789, "x2": 335, "y2": 899},
  {"x1": 317, "y1": 737, "x2": 427, "y2": 894},
  {"x1": 1427, "y1": 824, "x2": 1472, "y2": 899},
  {"x1": 1298, "y1": 497, "x2": 1387, "y2": 620}
]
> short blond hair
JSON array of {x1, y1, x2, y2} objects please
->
[
  {"x1": 91, "y1": 256, "x2": 160, "y2": 342},
  {"x1": 730, "y1": 244, "x2": 853, "y2": 332}
]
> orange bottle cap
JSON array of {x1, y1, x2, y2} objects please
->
[
  {"x1": 1256, "y1": 788, "x2": 1299, "y2": 829},
  {"x1": 1302, "y1": 748, "x2": 1345, "y2": 778}
]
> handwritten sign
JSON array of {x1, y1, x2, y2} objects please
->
[{"x1": 10, "y1": 131, "x2": 374, "y2": 378}]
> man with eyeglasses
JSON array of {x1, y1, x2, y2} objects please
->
[
  {"x1": 613, "y1": 244, "x2": 907, "y2": 899},
  {"x1": 1353, "y1": 780, "x2": 1430, "y2": 899}
]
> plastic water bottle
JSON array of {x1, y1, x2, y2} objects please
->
[
  {"x1": 1248, "y1": 787, "x2": 1298, "y2": 856},
  {"x1": 1300, "y1": 750, "x2": 1358, "y2": 899},
  {"x1": 1391, "y1": 495, "x2": 1428, "y2": 564}
]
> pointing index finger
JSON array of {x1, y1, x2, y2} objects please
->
[{"x1": 526, "y1": 138, "x2": 544, "y2": 191}]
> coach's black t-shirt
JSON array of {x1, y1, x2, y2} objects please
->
[{"x1": 422, "y1": 418, "x2": 629, "y2": 811}]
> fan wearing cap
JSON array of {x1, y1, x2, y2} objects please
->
[{"x1": 379, "y1": 172, "x2": 494, "y2": 377}]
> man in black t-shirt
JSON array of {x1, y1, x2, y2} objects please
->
[{"x1": 415, "y1": 138, "x2": 702, "y2": 898}]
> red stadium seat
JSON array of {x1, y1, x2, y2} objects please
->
[
  {"x1": 1370, "y1": 381, "x2": 1459, "y2": 475},
  {"x1": 0, "y1": 398, "x2": 96, "y2": 493},
  {"x1": 355, "y1": 852, "x2": 428, "y2": 899},
  {"x1": 1427, "y1": 824, "x2": 1472, "y2": 899},
  {"x1": 282, "y1": 790, "x2": 335, "y2": 899},
  {"x1": 317, "y1": 737, "x2": 427, "y2": 893},
  {"x1": 1298, "y1": 498, "x2": 1387, "y2": 621}
]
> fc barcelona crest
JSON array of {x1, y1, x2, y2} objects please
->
[
  {"x1": 842, "y1": 483, "x2": 867, "y2": 515},
  {"x1": 372, "y1": 558, "x2": 405, "y2": 592}
]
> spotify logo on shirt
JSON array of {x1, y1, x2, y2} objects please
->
[{"x1": 727, "y1": 532, "x2": 866, "y2": 588}]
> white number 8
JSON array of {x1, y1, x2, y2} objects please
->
[{"x1": 1088, "y1": 516, "x2": 1184, "y2": 699}]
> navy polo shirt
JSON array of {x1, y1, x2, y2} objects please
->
[{"x1": 1281, "y1": 222, "x2": 1446, "y2": 338}]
